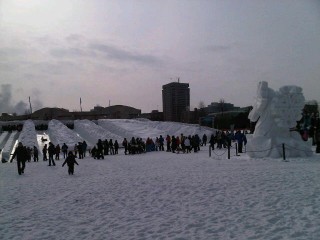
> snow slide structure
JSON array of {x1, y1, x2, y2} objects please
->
[
  {"x1": 74, "y1": 119, "x2": 122, "y2": 146},
  {"x1": 18, "y1": 120, "x2": 39, "y2": 149},
  {"x1": 98, "y1": 119, "x2": 214, "y2": 141},
  {"x1": 98, "y1": 119, "x2": 167, "y2": 141},
  {"x1": 1, "y1": 131, "x2": 19, "y2": 162},
  {"x1": 48, "y1": 119, "x2": 84, "y2": 147}
]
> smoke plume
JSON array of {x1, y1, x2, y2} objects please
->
[{"x1": 0, "y1": 84, "x2": 43, "y2": 115}]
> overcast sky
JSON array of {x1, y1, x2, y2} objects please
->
[{"x1": 1, "y1": 0, "x2": 320, "y2": 114}]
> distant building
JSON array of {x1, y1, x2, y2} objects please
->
[
  {"x1": 140, "y1": 110, "x2": 164, "y2": 121},
  {"x1": 2, "y1": 105, "x2": 142, "y2": 121},
  {"x1": 90, "y1": 105, "x2": 141, "y2": 119},
  {"x1": 162, "y1": 81, "x2": 190, "y2": 122},
  {"x1": 31, "y1": 107, "x2": 71, "y2": 120},
  {"x1": 204, "y1": 102, "x2": 240, "y2": 114}
]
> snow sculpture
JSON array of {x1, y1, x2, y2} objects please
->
[{"x1": 247, "y1": 81, "x2": 312, "y2": 158}]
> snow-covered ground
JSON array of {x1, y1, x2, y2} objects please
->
[{"x1": 1, "y1": 119, "x2": 320, "y2": 240}]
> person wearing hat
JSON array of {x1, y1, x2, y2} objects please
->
[{"x1": 10, "y1": 142, "x2": 28, "y2": 175}]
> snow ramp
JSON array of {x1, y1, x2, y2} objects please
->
[
  {"x1": 0, "y1": 131, "x2": 10, "y2": 150},
  {"x1": 98, "y1": 119, "x2": 164, "y2": 141},
  {"x1": 18, "y1": 119, "x2": 39, "y2": 149},
  {"x1": 48, "y1": 119, "x2": 84, "y2": 147},
  {"x1": 1, "y1": 131, "x2": 20, "y2": 162},
  {"x1": 74, "y1": 119, "x2": 123, "y2": 146}
]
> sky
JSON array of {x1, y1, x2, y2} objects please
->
[{"x1": 0, "y1": 0, "x2": 320, "y2": 114}]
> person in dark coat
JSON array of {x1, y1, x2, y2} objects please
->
[
  {"x1": 202, "y1": 134, "x2": 208, "y2": 146},
  {"x1": 10, "y1": 142, "x2": 28, "y2": 175},
  {"x1": 33, "y1": 146, "x2": 39, "y2": 162},
  {"x1": 122, "y1": 138, "x2": 128, "y2": 155},
  {"x1": 235, "y1": 130, "x2": 247, "y2": 153},
  {"x1": 55, "y1": 144, "x2": 60, "y2": 160},
  {"x1": 159, "y1": 135, "x2": 164, "y2": 151},
  {"x1": 91, "y1": 146, "x2": 97, "y2": 159},
  {"x1": 114, "y1": 140, "x2": 119, "y2": 154},
  {"x1": 82, "y1": 141, "x2": 87, "y2": 157},
  {"x1": 96, "y1": 139, "x2": 104, "y2": 159},
  {"x1": 43, "y1": 144, "x2": 48, "y2": 161},
  {"x1": 62, "y1": 151, "x2": 79, "y2": 175},
  {"x1": 209, "y1": 133, "x2": 215, "y2": 150},
  {"x1": 61, "y1": 143, "x2": 68, "y2": 159},
  {"x1": 109, "y1": 139, "x2": 114, "y2": 155},
  {"x1": 78, "y1": 142, "x2": 83, "y2": 159},
  {"x1": 48, "y1": 142, "x2": 56, "y2": 166}
]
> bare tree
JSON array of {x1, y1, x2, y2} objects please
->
[{"x1": 198, "y1": 101, "x2": 205, "y2": 109}]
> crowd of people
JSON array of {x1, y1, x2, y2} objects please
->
[
  {"x1": 8, "y1": 130, "x2": 249, "y2": 175},
  {"x1": 209, "y1": 130, "x2": 248, "y2": 153}
]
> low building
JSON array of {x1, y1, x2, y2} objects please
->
[
  {"x1": 204, "y1": 102, "x2": 240, "y2": 114},
  {"x1": 90, "y1": 105, "x2": 141, "y2": 119},
  {"x1": 140, "y1": 110, "x2": 164, "y2": 121}
]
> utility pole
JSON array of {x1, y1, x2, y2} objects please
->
[{"x1": 29, "y1": 96, "x2": 32, "y2": 118}]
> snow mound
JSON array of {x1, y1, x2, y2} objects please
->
[
  {"x1": 18, "y1": 120, "x2": 39, "y2": 149},
  {"x1": 74, "y1": 119, "x2": 122, "y2": 146},
  {"x1": 48, "y1": 119, "x2": 84, "y2": 146}
]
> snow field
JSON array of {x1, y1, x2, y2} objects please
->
[
  {"x1": 1, "y1": 118, "x2": 320, "y2": 239},
  {"x1": 1, "y1": 150, "x2": 320, "y2": 240}
]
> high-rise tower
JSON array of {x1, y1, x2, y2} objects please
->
[{"x1": 162, "y1": 80, "x2": 190, "y2": 122}]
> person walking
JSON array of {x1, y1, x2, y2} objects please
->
[
  {"x1": 62, "y1": 151, "x2": 79, "y2": 175},
  {"x1": 10, "y1": 142, "x2": 27, "y2": 175},
  {"x1": 235, "y1": 130, "x2": 247, "y2": 153}
]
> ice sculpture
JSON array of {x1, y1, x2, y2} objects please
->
[{"x1": 247, "y1": 81, "x2": 312, "y2": 158}]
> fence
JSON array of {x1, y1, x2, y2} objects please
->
[{"x1": 209, "y1": 142, "x2": 315, "y2": 161}]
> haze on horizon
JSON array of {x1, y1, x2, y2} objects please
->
[{"x1": 1, "y1": 0, "x2": 320, "y2": 115}]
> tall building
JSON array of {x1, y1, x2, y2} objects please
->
[{"x1": 162, "y1": 81, "x2": 190, "y2": 122}]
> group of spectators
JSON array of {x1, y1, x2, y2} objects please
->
[
  {"x1": 10, "y1": 141, "x2": 82, "y2": 175},
  {"x1": 91, "y1": 139, "x2": 120, "y2": 159},
  {"x1": 1, "y1": 124, "x2": 23, "y2": 132},
  {"x1": 42, "y1": 141, "x2": 88, "y2": 164},
  {"x1": 9, "y1": 143, "x2": 39, "y2": 174},
  {"x1": 209, "y1": 130, "x2": 248, "y2": 153},
  {"x1": 88, "y1": 134, "x2": 208, "y2": 159},
  {"x1": 8, "y1": 130, "x2": 249, "y2": 175}
]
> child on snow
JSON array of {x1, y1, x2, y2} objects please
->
[{"x1": 62, "y1": 151, "x2": 79, "y2": 175}]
